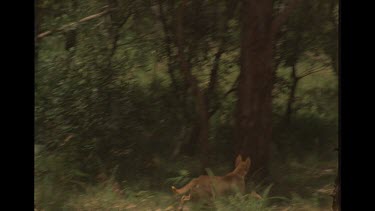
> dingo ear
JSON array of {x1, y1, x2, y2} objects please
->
[
  {"x1": 235, "y1": 154, "x2": 243, "y2": 167},
  {"x1": 245, "y1": 157, "x2": 251, "y2": 171},
  {"x1": 171, "y1": 186, "x2": 178, "y2": 194}
]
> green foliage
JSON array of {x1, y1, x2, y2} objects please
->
[
  {"x1": 214, "y1": 195, "x2": 268, "y2": 211},
  {"x1": 64, "y1": 176, "x2": 123, "y2": 210},
  {"x1": 64, "y1": 180, "x2": 175, "y2": 211},
  {"x1": 165, "y1": 169, "x2": 192, "y2": 187},
  {"x1": 35, "y1": 150, "x2": 88, "y2": 210},
  {"x1": 212, "y1": 185, "x2": 277, "y2": 211}
]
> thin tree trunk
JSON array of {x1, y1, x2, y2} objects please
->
[
  {"x1": 157, "y1": 0, "x2": 180, "y2": 96},
  {"x1": 157, "y1": 0, "x2": 193, "y2": 147},
  {"x1": 174, "y1": 0, "x2": 238, "y2": 168},
  {"x1": 183, "y1": 123, "x2": 199, "y2": 156},
  {"x1": 285, "y1": 64, "x2": 298, "y2": 123},
  {"x1": 196, "y1": 88, "x2": 210, "y2": 170},
  {"x1": 175, "y1": 0, "x2": 210, "y2": 170},
  {"x1": 96, "y1": 0, "x2": 130, "y2": 172}
]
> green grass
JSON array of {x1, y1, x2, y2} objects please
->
[
  {"x1": 64, "y1": 183, "x2": 175, "y2": 211},
  {"x1": 35, "y1": 151, "x2": 336, "y2": 210}
]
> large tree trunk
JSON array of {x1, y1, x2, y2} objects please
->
[
  {"x1": 235, "y1": 0, "x2": 300, "y2": 176},
  {"x1": 235, "y1": 0, "x2": 274, "y2": 175}
]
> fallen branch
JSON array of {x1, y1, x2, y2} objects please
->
[{"x1": 37, "y1": 6, "x2": 111, "y2": 40}]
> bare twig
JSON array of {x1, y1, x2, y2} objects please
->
[{"x1": 59, "y1": 134, "x2": 75, "y2": 147}]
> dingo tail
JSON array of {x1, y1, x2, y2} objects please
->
[{"x1": 171, "y1": 179, "x2": 197, "y2": 195}]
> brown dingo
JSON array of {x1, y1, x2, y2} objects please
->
[{"x1": 171, "y1": 155, "x2": 251, "y2": 201}]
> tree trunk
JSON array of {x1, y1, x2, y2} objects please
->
[
  {"x1": 175, "y1": 0, "x2": 210, "y2": 170},
  {"x1": 332, "y1": 174, "x2": 340, "y2": 211},
  {"x1": 285, "y1": 64, "x2": 298, "y2": 123},
  {"x1": 235, "y1": 0, "x2": 274, "y2": 176},
  {"x1": 97, "y1": 0, "x2": 129, "y2": 171},
  {"x1": 157, "y1": 0, "x2": 181, "y2": 99},
  {"x1": 195, "y1": 86, "x2": 210, "y2": 170},
  {"x1": 183, "y1": 122, "x2": 199, "y2": 156}
]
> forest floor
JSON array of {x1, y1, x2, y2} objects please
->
[{"x1": 36, "y1": 160, "x2": 336, "y2": 211}]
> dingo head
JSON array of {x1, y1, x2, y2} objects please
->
[{"x1": 234, "y1": 155, "x2": 251, "y2": 177}]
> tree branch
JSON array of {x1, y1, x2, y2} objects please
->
[
  {"x1": 207, "y1": 0, "x2": 239, "y2": 105},
  {"x1": 208, "y1": 75, "x2": 239, "y2": 117},
  {"x1": 37, "y1": 6, "x2": 112, "y2": 40},
  {"x1": 297, "y1": 67, "x2": 326, "y2": 79},
  {"x1": 175, "y1": 0, "x2": 194, "y2": 87},
  {"x1": 305, "y1": 51, "x2": 331, "y2": 63},
  {"x1": 271, "y1": 0, "x2": 301, "y2": 36},
  {"x1": 207, "y1": 46, "x2": 223, "y2": 98}
]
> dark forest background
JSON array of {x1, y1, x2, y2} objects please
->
[{"x1": 35, "y1": 0, "x2": 338, "y2": 210}]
